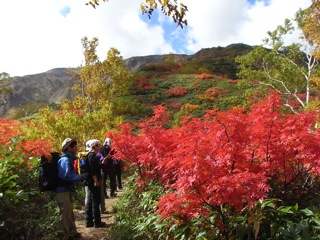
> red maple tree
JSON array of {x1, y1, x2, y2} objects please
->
[
  {"x1": 107, "y1": 92, "x2": 320, "y2": 227},
  {"x1": 0, "y1": 119, "x2": 53, "y2": 163}
]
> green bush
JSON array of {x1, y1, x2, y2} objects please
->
[
  {"x1": 108, "y1": 173, "x2": 168, "y2": 239},
  {"x1": 108, "y1": 176, "x2": 320, "y2": 239},
  {"x1": 0, "y1": 140, "x2": 60, "y2": 239}
]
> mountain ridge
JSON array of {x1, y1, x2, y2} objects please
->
[{"x1": 0, "y1": 43, "x2": 253, "y2": 118}]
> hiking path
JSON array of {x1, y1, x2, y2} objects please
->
[{"x1": 75, "y1": 189, "x2": 124, "y2": 240}]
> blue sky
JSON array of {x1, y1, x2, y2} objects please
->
[
  {"x1": 141, "y1": 10, "x2": 190, "y2": 55},
  {"x1": 0, "y1": 0, "x2": 312, "y2": 77}
]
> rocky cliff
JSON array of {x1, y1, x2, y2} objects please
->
[{"x1": 0, "y1": 68, "x2": 76, "y2": 117}]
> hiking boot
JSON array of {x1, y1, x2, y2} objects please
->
[
  {"x1": 101, "y1": 208, "x2": 106, "y2": 212},
  {"x1": 85, "y1": 223, "x2": 94, "y2": 228},
  {"x1": 69, "y1": 232, "x2": 82, "y2": 239},
  {"x1": 94, "y1": 222, "x2": 107, "y2": 228},
  {"x1": 74, "y1": 232, "x2": 82, "y2": 238}
]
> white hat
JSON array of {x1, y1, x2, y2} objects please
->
[
  {"x1": 103, "y1": 138, "x2": 111, "y2": 147},
  {"x1": 86, "y1": 139, "x2": 101, "y2": 151},
  {"x1": 62, "y1": 137, "x2": 77, "y2": 152}
]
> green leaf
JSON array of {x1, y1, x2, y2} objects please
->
[
  {"x1": 261, "y1": 198, "x2": 278, "y2": 208},
  {"x1": 277, "y1": 206, "x2": 294, "y2": 214},
  {"x1": 300, "y1": 208, "x2": 314, "y2": 217}
]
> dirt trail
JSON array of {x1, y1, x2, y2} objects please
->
[{"x1": 75, "y1": 189, "x2": 123, "y2": 240}]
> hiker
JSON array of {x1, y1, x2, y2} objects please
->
[
  {"x1": 100, "y1": 138, "x2": 111, "y2": 198},
  {"x1": 55, "y1": 137, "x2": 88, "y2": 239},
  {"x1": 84, "y1": 139, "x2": 107, "y2": 228},
  {"x1": 100, "y1": 138, "x2": 117, "y2": 197}
]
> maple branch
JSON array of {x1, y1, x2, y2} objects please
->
[
  {"x1": 191, "y1": 182, "x2": 230, "y2": 239},
  {"x1": 265, "y1": 119, "x2": 274, "y2": 165},
  {"x1": 191, "y1": 183, "x2": 217, "y2": 226},
  {"x1": 217, "y1": 205, "x2": 230, "y2": 240},
  {"x1": 215, "y1": 117, "x2": 231, "y2": 143},
  {"x1": 231, "y1": 154, "x2": 236, "y2": 173},
  {"x1": 192, "y1": 183, "x2": 214, "y2": 209}
]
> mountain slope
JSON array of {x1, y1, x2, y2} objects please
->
[
  {"x1": 0, "y1": 68, "x2": 76, "y2": 117},
  {"x1": 0, "y1": 43, "x2": 253, "y2": 118}
]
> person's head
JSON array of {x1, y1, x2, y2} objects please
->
[
  {"x1": 62, "y1": 137, "x2": 78, "y2": 154},
  {"x1": 86, "y1": 139, "x2": 102, "y2": 153},
  {"x1": 103, "y1": 138, "x2": 111, "y2": 147}
]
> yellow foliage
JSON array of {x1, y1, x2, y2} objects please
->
[
  {"x1": 197, "y1": 87, "x2": 218, "y2": 101},
  {"x1": 301, "y1": 0, "x2": 320, "y2": 58},
  {"x1": 183, "y1": 103, "x2": 200, "y2": 113},
  {"x1": 22, "y1": 37, "x2": 132, "y2": 151}
]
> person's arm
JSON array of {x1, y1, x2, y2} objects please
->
[
  {"x1": 97, "y1": 152, "x2": 108, "y2": 167},
  {"x1": 92, "y1": 175, "x2": 99, "y2": 186},
  {"x1": 58, "y1": 157, "x2": 82, "y2": 181}
]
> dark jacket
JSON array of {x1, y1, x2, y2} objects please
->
[
  {"x1": 100, "y1": 145, "x2": 114, "y2": 172},
  {"x1": 87, "y1": 152, "x2": 102, "y2": 185}
]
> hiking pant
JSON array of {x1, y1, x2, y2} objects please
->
[
  {"x1": 85, "y1": 185, "x2": 102, "y2": 225},
  {"x1": 56, "y1": 191, "x2": 77, "y2": 236},
  {"x1": 101, "y1": 171, "x2": 108, "y2": 197},
  {"x1": 99, "y1": 179, "x2": 106, "y2": 212},
  {"x1": 115, "y1": 168, "x2": 122, "y2": 189},
  {"x1": 109, "y1": 170, "x2": 117, "y2": 195}
]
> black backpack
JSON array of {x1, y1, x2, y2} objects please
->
[{"x1": 39, "y1": 152, "x2": 61, "y2": 192}]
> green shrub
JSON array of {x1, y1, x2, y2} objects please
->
[
  {"x1": 0, "y1": 140, "x2": 60, "y2": 239},
  {"x1": 108, "y1": 173, "x2": 168, "y2": 239}
]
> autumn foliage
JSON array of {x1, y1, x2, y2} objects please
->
[
  {"x1": 0, "y1": 119, "x2": 52, "y2": 159},
  {"x1": 108, "y1": 92, "x2": 320, "y2": 226},
  {"x1": 0, "y1": 119, "x2": 21, "y2": 145},
  {"x1": 168, "y1": 101, "x2": 182, "y2": 110},
  {"x1": 133, "y1": 77, "x2": 157, "y2": 91},
  {"x1": 165, "y1": 87, "x2": 188, "y2": 97},
  {"x1": 196, "y1": 73, "x2": 214, "y2": 80},
  {"x1": 302, "y1": 0, "x2": 320, "y2": 59},
  {"x1": 197, "y1": 87, "x2": 226, "y2": 101}
]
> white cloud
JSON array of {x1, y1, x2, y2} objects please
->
[
  {"x1": 0, "y1": 0, "x2": 172, "y2": 76},
  {"x1": 0, "y1": 0, "x2": 312, "y2": 77},
  {"x1": 184, "y1": 0, "x2": 311, "y2": 51}
]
